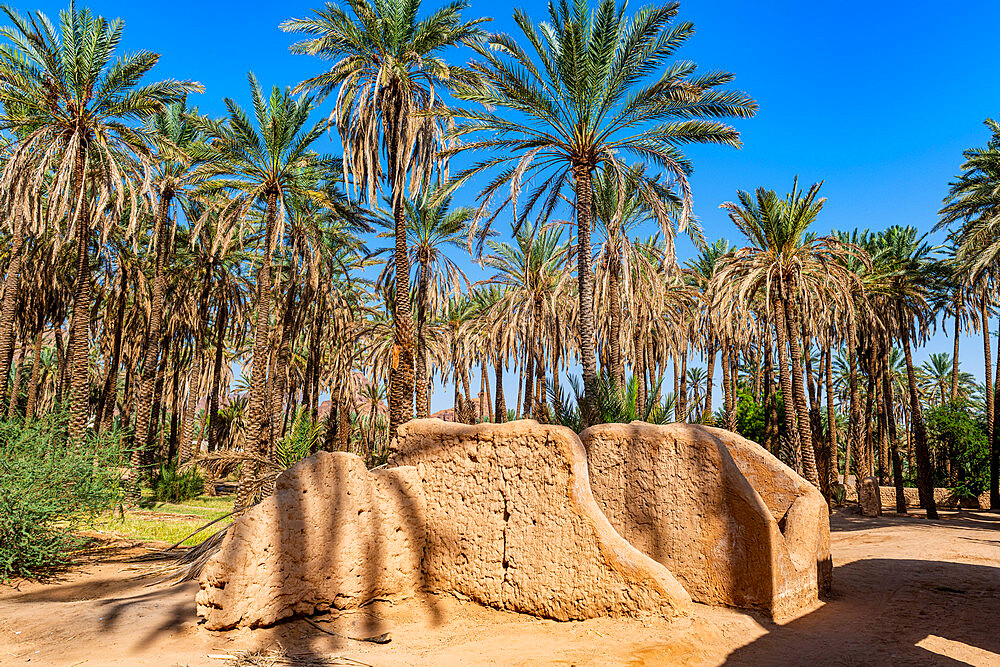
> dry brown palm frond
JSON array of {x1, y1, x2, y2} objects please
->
[{"x1": 214, "y1": 646, "x2": 372, "y2": 667}]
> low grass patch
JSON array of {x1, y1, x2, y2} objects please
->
[{"x1": 83, "y1": 494, "x2": 234, "y2": 547}]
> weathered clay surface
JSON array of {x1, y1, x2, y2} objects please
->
[
  {"x1": 390, "y1": 419, "x2": 692, "y2": 621},
  {"x1": 582, "y1": 423, "x2": 830, "y2": 621},
  {"x1": 197, "y1": 452, "x2": 426, "y2": 630},
  {"x1": 705, "y1": 426, "x2": 833, "y2": 612},
  {"x1": 859, "y1": 476, "x2": 882, "y2": 517}
]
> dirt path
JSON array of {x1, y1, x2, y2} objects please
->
[{"x1": 1, "y1": 508, "x2": 997, "y2": 666}]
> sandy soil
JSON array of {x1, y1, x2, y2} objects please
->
[{"x1": 1, "y1": 507, "x2": 998, "y2": 666}]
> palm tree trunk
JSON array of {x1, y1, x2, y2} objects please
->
[
  {"x1": 773, "y1": 301, "x2": 800, "y2": 469},
  {"x1": 270, "y1": 262, "x2": 297, "y2": 446},
  {"x1": 68, "y1": 144, "x2": 93, "y2": 445},
  {"x1": 882, "y1": 337, "x2": 906, "y2": 513},
  {"x1": 785, "y1": 293, "x2": 819, "y2": 486},
  {"x1": 764, "y1": 333, "x2": 778, "y2": 453},
  {"x1": 388, "y1": 189, "x2": 415, "y2": 439},
  {"x1": 704, "y1": 332, "x2": 716, "y2": 421},
  {"x1": 846, "y1": 309, "x2": 862, "y2": 485},
  {"x1": 522, "y1": 334, "x2": 534, "y2": 419},
  {"x1": 721, "y1": 341, "x2": 733, "y2": 429},
  {"x1": 572, "y1": 166, "x2": 598, "y2": 423},
  {"x1": 533, "y1": 296, "x2": 545, "y2": 420},
  {"x1": 97, "y1": 285, "x2": 127, "y2": 433},
  {"x1": 25, "y1": 325, "x2": 43, "y2": 422},
  {"x1": 609, "y1": 256, "x2": 624, "y2": 389},
  {"x1": 236, "y1": 190, "x2": 280, "y2": 514},
  {"x1": 634, "y1": 324, "x2": 646, "y2": 414},
  {"x1": 991, "y1": 315, "x2": 1000, "y2": 509},
  {"x1": 494, "y1": 350, "x2": 506, "y2": 423},
  {"x1": 982, "y1": 296, "x2": 993, "y2": 441},
  {"x1": 131, "y1": 188, "x2": 173, "y2": 487},
  {"x1": 862, "y1": 353, "x2": 876, "y2": 479},
  {"x1": 415, "y1": 256, "x2": 431, "y2": 419},
  {"x1": 824, "y1": 336, "x2": 838, "y2": 491},
  {"x1": 899, "y1": 311, "x2": 938, "y2": 519},
  {"x1": 0, "y1": 213, "x2": 26, "y2": 408},
  {"x1": 204, "y1": 298, "x2": 229, "y2": 496},
  {"x1": 678, "y1": 346, "x2": 688, "y2": 422},
  {"x1": 180, "y1": 263, "x2": 214, "y2": 462},
  {"x1": 7, "y1": 340, "x2": 24, "y2": 418},
  {"x1": 482, "y1": 361, "x2": 491, "y2": 422},
  {"x1": 950, "y1": 290, "x2": 961, "y2": 401}
]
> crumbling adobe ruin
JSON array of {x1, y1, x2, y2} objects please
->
[{"x1": 197, "y1": 419, "x2": 830, "y2": 630}]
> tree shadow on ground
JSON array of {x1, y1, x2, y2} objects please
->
[
  {"x1": 829, "y1": 507, "x2": 1000, "y2": 533},
  {"x1": 725, "y1": 557, "x2": 1000, "y2": 665}
]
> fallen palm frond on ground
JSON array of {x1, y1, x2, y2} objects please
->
[{"x1": 209, "y1": 646, "x2": 373, "y2": 666}]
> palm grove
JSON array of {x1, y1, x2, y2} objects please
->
[{"x1": 0, "y1": 0, "x2": 996, "y2": 536}]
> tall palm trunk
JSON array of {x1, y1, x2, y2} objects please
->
[
  {"x1": 97, "y1": 283, "x2": 127, "y2": 433},
  {"x1": 415, "y1": 255, "x2": 431, "y2": 419},
  {"x1": 388, "y1": 191, "x2": 415, "y2": 439},
  {"x1": 0, "y1": 213, "x2": 26, "y2": 408},
  {"x1": 25, "y1": 325, "x2": 43, "y2": 421},
  {"x1": 180, "y1": 263, "x2": 214, "y2": 462},
  {"x1": 784, "y1": 292, "x2": 819, "y2": 486},
  {"x1": 131, "y1": 189, "x2": 173, "y2": 484},
  {"x1": 764, "y1": 333, "x2": 778, "y2": 454},
  {"x1": 493, "y1": 350, "x2": 506, "y2": 423},
  {"x1": 204, "y1": 297, "x2": 229, "y2": 496},
  {"x1": 678, "y1": 345, "x2": 688, "y2": 422},
  {"x1": 68, "y1": 145, "x2": 93, "y2": 445},
  {"x1": 721, "y1": 341, "x2": 733, "y2": 429},
  {"x1": 608, "y1": 254, "x2": 624, "y2": 388},
  {"x1": 846, "y1": 309, "x2": 862, "y2": 485},
  {"x1": 634, "y1": 324, "x2": 646, "y2": 416},
  {"x1": 991, "y1": 315, "x2": 1000, "y2": 509},
  {"x1": 982, "y1": 296, "x2": 993, "y2": 441},
  {"x1": 824, "y1": 336, "x2": 837, "y2": 491},
  {"x1": 7, "y1": 341, "x2": 24, "y2": 418},
  {"x1": 773, "y1": 301, "x2": 800, "y2": 469},
  {"x1": 950, "y1": 290, "x2": 961, "y2": 401},
  {"x1": 704, "y1": 331, "x2": 715, "y2": 421},
  {"x1": 882, "y1": 333, "x2": 906, "y2": 514},
  {"x1": 269, "y1": 261, "x2": 298, "y2": 447},
  {"x1": 236, "y1": 190, "x2": 280, "y2": 513},
  {"x1": 899, "y1": 310, "x2": 937, "y2": 519},
  {"x1": 533, "y1": 296, "x2": 545, "y2": 420},
  {"x1": 572, "y1": 165, "x2": 598, "y2": 423}
]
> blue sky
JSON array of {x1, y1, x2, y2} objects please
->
[{"x1": 16, "y1": 0, "x2": 1000, "y2": 411}]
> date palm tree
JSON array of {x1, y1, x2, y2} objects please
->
[
  {"x1": 0, "y1": 2, "x2": 199, "y2": 441},
  {"x1": 282, "y1": 0, "x2": 488, "y2": 439},
  {"x1": 375, "y1": 188, "x2": 472, "y2": 418},
  {"x1": 867, "y1": 226, "x2": 945, "y2": 518},
  {"x1": 713, "y1": 180, "x2": 860, "y2": 487},
  {"x1": 444, "y1": 0, "x2": 755, "y2": 420},
  {"x1": 195, "y1": 75, "x2": 329, "y2": 512},
  {"x1": 485, "y1": 223, "x2": 572, "y2": 420}
]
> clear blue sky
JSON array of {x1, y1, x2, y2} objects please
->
[{"x1": 18, "y1": 0, "x2": 1000, "y2": 411}]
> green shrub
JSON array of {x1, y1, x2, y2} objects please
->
[
  {"x1": 150, "y1": 461, "x2": 204, "y2": 503},
  {"x1": 0, "y1": 413, "x2": 126, "y2": 581}
]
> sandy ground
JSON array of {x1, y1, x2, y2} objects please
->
[{"x1": 1, "y1": 508, "x2": 998, "y2": 666}]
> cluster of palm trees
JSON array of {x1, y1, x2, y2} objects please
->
[{"x1": 0, "y1": 0, "x2": 994, "y2": 515}]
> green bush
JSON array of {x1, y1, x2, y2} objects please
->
[
  {"x1": 925, "y1": 400, "x2": 989, "y2": 494},
  {"x1": 150, "y1": 460, "x2": 205, "y2": 503},
  {"x1": 0, "y1": 413, "x2": 126, "y2": 581}
]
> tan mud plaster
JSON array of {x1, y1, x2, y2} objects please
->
[
  {"x1": 583, "y1": 422, "x2": 830, "y2": 621},
  {"x1": 197, "y1": 452, "x2": 426, "y2": 630},
  {"x1": 390, "y1": 419, "x2": 692, "y2": 621}
]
